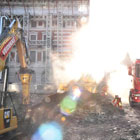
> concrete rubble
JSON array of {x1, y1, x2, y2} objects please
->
[{"x1": 1, "y1": 92, "x2": 140, "y2": 140}]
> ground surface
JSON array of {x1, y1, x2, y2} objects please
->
[{"x1": 1, "y1": 92, "x2": 140, "y2": 140}]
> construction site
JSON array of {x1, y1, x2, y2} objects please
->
[{"x1": 1, "y1": 0, "x2": 140, "y2": 140}]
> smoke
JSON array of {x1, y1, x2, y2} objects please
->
[
  {"x1": 52, "y1": 0, "x2": 140, "y2": 103},
  {"x1": 108, "y1": 66, "x2": 133, "y2": 103},
  {"x1": 89, "y1": 0, "x2": 140, "y2": 103},
  {"x1": 52, "y1": 54, "x2": 83, "y2": 86}
]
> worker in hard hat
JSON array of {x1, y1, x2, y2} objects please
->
[{"x1": 112, "y1": 95, "x2": 122, "y2": 109}]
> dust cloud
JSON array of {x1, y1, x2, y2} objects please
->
[{"x1": 52, "y1": 0, "x2": 140, "y2": 103}]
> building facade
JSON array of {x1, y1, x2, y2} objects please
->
[{"x1": 0, "y1": 0, "x2": 89, "y2": 93}]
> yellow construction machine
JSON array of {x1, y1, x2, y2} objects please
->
[{"x1": 0, "y1": 16, "x2": 33, "y2": 134}]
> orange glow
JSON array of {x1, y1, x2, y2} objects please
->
[
  {"x1": 61, "y1": 116, "x2": 66, "y2": 122},
  {"x1": 72, "y1": 86, "x2": 81, "y2": 98}
]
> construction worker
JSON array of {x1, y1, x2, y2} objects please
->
[{"x1": 112, "y1": 95, "x2": 122, "y2": 109}]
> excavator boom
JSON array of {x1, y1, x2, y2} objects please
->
[
  {"x1": 0, "y1": 16, "x2": 33, "y2": 134},
  {"x1": 0, "y1": 18, "x2": 33, "y2": 104}
]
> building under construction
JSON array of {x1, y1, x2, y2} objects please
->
[{"x1": 0, "y1": 0, "x2": 89, "y2": 93}]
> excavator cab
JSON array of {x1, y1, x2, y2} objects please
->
[{"x1": 0, "y1": 66, "x2": 17, "y2": 135}]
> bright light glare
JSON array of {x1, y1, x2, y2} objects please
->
[
  {"x1": 72, "y1": 86, "x2": 81, "y2": 98},
  {"x1": 71, "y1": 0, "x2": 140, "y2": 103},
  {"x1": 89, "y1": 0, "x2": 140, "y2": 103},
  {"x1": 89, "y1": 0, "x2": 140, "y2": 61},
  {"x1": 53, "y1": 0, "x2": 140, "y2": 103},
  {"x1": 31, "y1": 122, "x2": 63, "y2": 140},
  {"x1": 60, "y1": 96, "x2": 77, "y2": 116},
  {"x1": 108, "y1": 66, "x2": 133, "y2": 103},
  {"x1": 73, "y1": 88, "x2": 81, "y2": 97}
]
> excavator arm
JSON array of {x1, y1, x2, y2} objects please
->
[
  {"x1": 16, "y1": 39, "x2": 33, "y2": 105},
  {"x1": 0, "y1": 18, "x2": 33, "y2": 104}
]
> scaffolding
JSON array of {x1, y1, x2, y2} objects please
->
[
  {"x1": 45, "y1": 14, "x2": 52, "y2": 83},
  {"x1": 57, "y1": 3, "x2": 63, "y2": 57},
  {"x1": 0, "y1": 0, "x2": 89, "y2": 92},
  {"x1": 23, "y1": 14, "x2": 29, "y2": 53}
]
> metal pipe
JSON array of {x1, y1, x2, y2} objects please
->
[
  {"x1": 1, "y1": 67, "x2": 9, "y2": 107},
  {"x1": 0, "y1": 16, "x2": 8, "y2": 35},
  {"x1": 9, "y1": 19, "x2": 16, "y2": 29},
  {"x1": 0, "y1": 18, "x2": 16, "y2": 44}
]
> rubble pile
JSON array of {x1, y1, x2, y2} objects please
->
[
  {"x1": 2, "y1": 92, "x2": 140, "y2": 140},
  {"x1": 64, "y1": 93, "x2": 140, "y2": 140}
]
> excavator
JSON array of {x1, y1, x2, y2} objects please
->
[{"x1": 0, "y1": 16, "x2": 33, "y2": 134}]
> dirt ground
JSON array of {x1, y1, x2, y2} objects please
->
[{"x1": 1, "y1": 92, "x2": 140, "y2": 140}]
